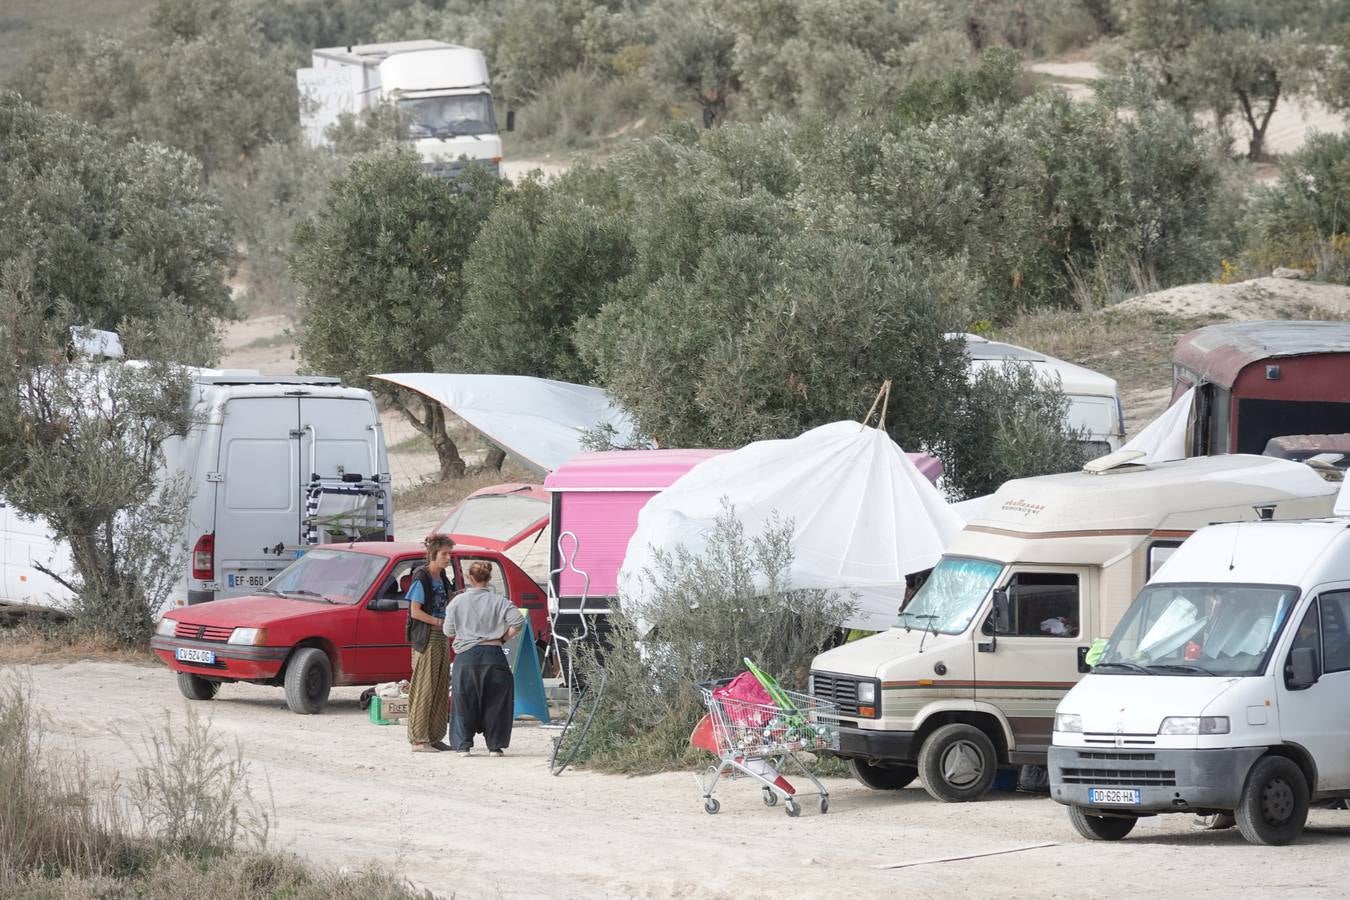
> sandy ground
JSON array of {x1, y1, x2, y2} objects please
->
[
  {"x1": 15, "y1": 659, "x2": 1350, "y2": 898},
  {"x1": 1117, "y1": 276, "x2": 1350, "y2": 322}
]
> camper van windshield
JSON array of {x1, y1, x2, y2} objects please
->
[
  {"x1": 1097, "y1": 583, "x2": 1299, "y2": 677},
  {"x1": 266, "y1": 549, "x2": 386, "y2": 605},
  {"x1": 401, "y1": 93, "x2": 496, "y2": 138},
  {"x1": 896, "y1": 556, "x2": 1003, "y2": 635}
]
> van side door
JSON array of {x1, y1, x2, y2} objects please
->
[
  {"x1": 974, "y1": 567, "x2": 1091, "y2": 756},
  {"x1": 1277, "y1": 587, "x2": 1350, "y2": 791}
]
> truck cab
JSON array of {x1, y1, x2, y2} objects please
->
[
  {"x1": 1050, "y1": 512, "x2": 1350, "y2": 845},
  {"x1": 811, "y1": 454, "x2": 1338, "y2": 802}
]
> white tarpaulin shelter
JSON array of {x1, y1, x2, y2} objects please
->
[
  {"x1": 1116, "y1": 387, "x2": 1194, "y2": 464},
  {"x1": 617, "y1": 420, "x2": 966, "y2": 633},
  {"x1": 372, "y1": 373, "x2": 643, "y2": 473}
]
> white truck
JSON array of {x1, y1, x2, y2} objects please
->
[
  {"x1": 297, "y1": 39, "x2": 510, "y2": 178},
  {"x1": 0, "y1": 370, "x2": 392, "y2": 616},
  {"x1": 808, "y1": 453, "x2": 1339, "y2": 802},
  {"x1": 1048, "y1": 498, "x2": 1350, "y2": 845}
]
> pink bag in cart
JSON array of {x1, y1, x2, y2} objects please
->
[{"x1": 712, "y1": 671, "x2": 775, "y2": 727}]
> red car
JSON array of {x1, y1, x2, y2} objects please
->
[{"x1": 151, "y1": 542, "x2": 550, "y2": 714}]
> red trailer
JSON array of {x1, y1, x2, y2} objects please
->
[{"x1": 1171, "y1": 321, "x2": 1350, "y2": 455}]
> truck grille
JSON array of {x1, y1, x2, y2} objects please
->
[
  {"x1": 1060, "y1": 751, "x2": 1176, "y2": 787},
  {"x1": 811, "y1": 672, "x2": 859, "y2": 716},
  {"x1": 174, "y1": 622, "x2": 234, "y2": 642}
]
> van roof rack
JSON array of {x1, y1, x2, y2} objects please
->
[{"x1": 1082, "y1": 449, "x2": 1147, "y2": 475}]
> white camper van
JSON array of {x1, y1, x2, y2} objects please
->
[
  {"x1": 809, "y1": 454, "x2": 1338, "y2": 802},
  {"x1": 0, "y1": 371, "x2": 391, "y2": 615},
  {"x1": 297, "y1": 39, "x2": 509, "y2": 178},
  {"x1": 959, "y1": 334, "x2": 1125, "y2": 455},
  {"x1": 1050, "y1": 511, "x2": 1350, "y2": 845}
]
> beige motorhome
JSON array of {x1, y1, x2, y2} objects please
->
[{"x1": 810, "y1": 454, "x2": 1339, "y2": 803}]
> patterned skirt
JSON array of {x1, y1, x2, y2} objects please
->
[{"x1": 407, "y1": 632, "x2": 449, "y2": 744}]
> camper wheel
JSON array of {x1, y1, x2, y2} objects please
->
[
  {"x1": 176, "y1": 673, "x2": 220, "y2": 701},
  {"x1": 284, "y1": 647, "x2": 332, "y2": 715},
  {"x1": 1068, "y1": 806, "x2": 1137, "y2": 841},
  {"x1": 1235, "y1": 755, "x2": 1309, "y2": 846},
  {"x1": 917, "y1": 723, "x2": 997, "y2": 802},
  {"x1": 848, "y1": 758, "x2": 917, "y2": 790}
]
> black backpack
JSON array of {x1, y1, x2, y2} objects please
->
[{"x1": 405, "y1": 567, "x2": 454, "y2": 652}]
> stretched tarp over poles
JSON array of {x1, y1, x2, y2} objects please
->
[
  {"x1": 372, "y1": 373, "x2": 645, "y2": 474},
  {"x1": 617, "y1": 420, "x2": 966, "y2": 633}
]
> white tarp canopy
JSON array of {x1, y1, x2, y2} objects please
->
[
  {"x1": 372, "y1": 373, "x2": 643, "y2": 473},
  {"x1": 1116, "y1": 387, "x2": 1194, "y2": 464},
  {"x1": 617, "y1": 420, "x2": 967, "y2": 634}
]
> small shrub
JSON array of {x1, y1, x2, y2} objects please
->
[{"x1": 573, "y1": 502, "x2": 856, "y2": 773}]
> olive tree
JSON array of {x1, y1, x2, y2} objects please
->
[{"x1": 291, "y1": 150, "x2": 505, "y2": 478}]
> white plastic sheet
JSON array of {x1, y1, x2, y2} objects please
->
[
  {"x1": 617, "y1": 421, "x2": 966, "y2": 633},
  {"x1": 372, "y1": 373, "x2": 643, "y2": 473},
  {"x1": 1118, "y1": 387, "x2": 1194, "y2": 464}
]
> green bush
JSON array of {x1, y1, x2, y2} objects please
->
[
  {"x1": 517, "y1": 68, "x2": 661, "y2": 148},
  {"x1": 573, "y1": 503, "x2": 855, "y2": 772},
  {"x1": 1244, "y1": 131, "x2": 1350, "y2": 279}
]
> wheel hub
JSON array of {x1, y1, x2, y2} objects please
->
[
  {"x1": 941, "y1": 740, "x2": 984, "y2": 787},
  {"x1": 1260, "y1": 777, "x2": 1294, "y2": 824}
]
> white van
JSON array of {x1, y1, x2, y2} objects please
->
[
  {"x1": 809, "y1": 454, "x2": 1338, "y2": 802},
  {"x1": 0, "y1": 371, "x2": 392, "y2": 615},
  {"x1": 959, "y1": 334, "x2": 1125, "y2": 455},
  {"x1": 1049, "y1": 512, "x2": 1350, "y2": 845}
]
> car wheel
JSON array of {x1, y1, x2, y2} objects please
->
[
  {"x1": 1068, "y1": 806, "x2": 1138, "y2": 841},
  {"x1": 917, "y1": 723, "x2": 998, "y2": 802},
  {"x1": 1235, "y1": 756, "x2": 1309, "y2": 846},
  {"x1": 284, "y1": 647, "x2": 332, "y2": 715},
  {"x1": 848, "y1": 758, "x2": 918, "y2": 790},
  {"x1": 176, "y1": 672, "x2": 220, "y2": 701}
]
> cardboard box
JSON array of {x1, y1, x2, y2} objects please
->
[{"x1": 369, "y1": 694, "x2": 410, "y2": 725}]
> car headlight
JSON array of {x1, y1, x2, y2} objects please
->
[
  {"x1": 1055, "y1": 713, "x2": 1083, "y2": 733},
  {"x1": 856, "y1": 681, "x2": 876, "y2": 705},
  {"x1": 155, "y1": 618, "x2": 176, "y2": 637},
  {"x1": 227, "y1": 627, "x2": 265, "y2": 646},
  {"x1": 1158, "y1": 716, "x2": 1229, "y2": 735}
]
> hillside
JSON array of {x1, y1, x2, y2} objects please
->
[{"x1": 0, "y1": 0, "x2": 155, "y2": 83}]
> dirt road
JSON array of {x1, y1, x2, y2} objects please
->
[{"x1": 19, "y1": 660, "x2": 1349, "y2": 898}]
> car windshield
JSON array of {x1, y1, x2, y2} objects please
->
[
  {"x1": 266, "y1": 549, "x2": 387, "y2": 605},
  {"x1": 400, "y1": 93, "x2": 496, "y2": 138},
  {"x1": 896, "y1": 556, "x2": 1003, "y2": 635},
  {"x1": 1097, "y1": 583, "x2": 1300, "y2": 677}
]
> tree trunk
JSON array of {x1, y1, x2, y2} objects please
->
[
  {"x1": 1237, "y1": 83, "x2": 1280, "y2": 162},
  {"x1": 484, "y1": 443, "x2": 506, "y2": 471},
  {"x1": 389, "y1": 389, "x2": 465, "y2": 480}
]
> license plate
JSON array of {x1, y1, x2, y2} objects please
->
[
  {"x1": 175, "y1": 647, "x2": 216, "y2": 665},
  {"x1": 225, "y1": 570, "x2": 271, "y2": 590},
  {"x1": 1089, "y1": 788, "x2": 1141, "y2": 805}
]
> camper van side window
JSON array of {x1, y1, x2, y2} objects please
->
[
  {"x1": 1147, "y1": 541, "x2": 1183, "y2": 578},
  {"x1": 1002, "y1": 572, "x2": 1079, "y2": 638},
  {"x1": 1318, "y1": 590, "x2": 1350, "y2": 673}
]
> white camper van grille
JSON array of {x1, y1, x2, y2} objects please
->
[
  {"x1": 1060, "y1": 750, "x2": 1176, "y2": 787},
  {"x1": 810, "y1": 672, "x2": 860, "y2": 716}
]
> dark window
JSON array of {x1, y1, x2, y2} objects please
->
[
  {"x1": 1319, "y1": 590, "x2": 1350, "y2": 673},
  {"x1": 1286, "y1": 602, "x2": 1322, "y2": 681},
  {"x1": 1147, "y1": 541, "x2": 1184, "y2": 578},
  {"x1": 1002, "y1": 572, "x2": 1080, "y2": 638},
  {"x1": 1236, "y1": 398, "x2": 1350, "y2": 455}
]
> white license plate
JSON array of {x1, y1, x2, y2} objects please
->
[
  {"x1": 225, "y1": 570, "x2": 271, "y2": 590},
  {"x1": 175, "y1": 647, "x2": 216, "y2": 665},
  {"x1": 1089, "y1": 788, "x2": 1141, "y2": 805}
]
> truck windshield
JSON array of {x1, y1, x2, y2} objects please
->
[
  {"x1": 267, "y1": 549, "x2": 387, "y2": 605},
  {"x1": 401, "y1": 93, "x2": 496, "y2": 138},
  {"x1": 1097, "y1": 583, "x2": 1300, "y2": 677},
  {"x1": 896, "y1": 556, "x2": 1003, "y2": 635}
]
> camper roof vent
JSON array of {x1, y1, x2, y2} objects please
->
[{"x1": 1082, "y1": 449, "x2": 1147, "y2": 475}]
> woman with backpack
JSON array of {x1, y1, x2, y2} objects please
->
[{"x1": 406, "y1": 533, "x2": 456, "y2": 752}]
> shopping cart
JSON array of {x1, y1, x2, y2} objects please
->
[{"x1": 694, "y1": 676, "x2": 839, "y2": 817}]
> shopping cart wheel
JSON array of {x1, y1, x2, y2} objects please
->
[
  {"x1": 704, "y1": 798, "x2": 721, "y2": 815},
  {"x1": 762, "y1": 787, "x2": 778, "y2": 807},
  {"x1": 820, "y1": 796, "x2": 830, "y2": 814},
  {"x1": 785, "y1": 799, "x2": 801, "y2": 817}
]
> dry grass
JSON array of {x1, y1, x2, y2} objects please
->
[
  {"x1": 393, "y1": 460, "x2": 543, "y2": 515},
  {"x1": 0, "y1": 623, "x2": 156, "y2": 668}
]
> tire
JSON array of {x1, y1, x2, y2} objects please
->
[
  {"x1": 917, "y1": 723, "x2": 998, "y2": 802},
  {"x1": 848, "y1": 758, "x2": 918, "y2": 791},
  {"x1": 1235, "y1": 756, "x2": 1309, "y2": 846},
  {"x1": 1068, "y1": 806, "x2": 1138, "y2": 841},
  {"x1": 176, "y1": 672, "x2": 220, "y2": 701},
  {"x1": 283, "y1": 647, "x2": 332, "y2": 715}
]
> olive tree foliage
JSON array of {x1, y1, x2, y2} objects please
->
[
  {"x1": 647, "y1": 0, "x2": 740, "y2": 127},
  {"x1": 1243, "y1": 132, "x2": 1350, "y2": 281},
  {"x1": 453, "y1": 178, "x2": 633, "y2": 383},
  {"x1": 291, "y1": 150, "x2": 504, "y2": 478},
  {"x1": 0, "y1": 96, "x2": 232, "y2": 643},
  {"x1": 571, "y1": 502, "x2": 855, "y2": 770}
]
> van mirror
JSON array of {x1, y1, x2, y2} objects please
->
[
  {"x1": 991, "y1": 587, "x2": 1012, "y2": 635},
  {"x1": 505, "y1": 109, "x2": 516, "y2": 132},
  {"x1": 1288, "y1": 646, "x2": 1319, "y2": 689}
]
